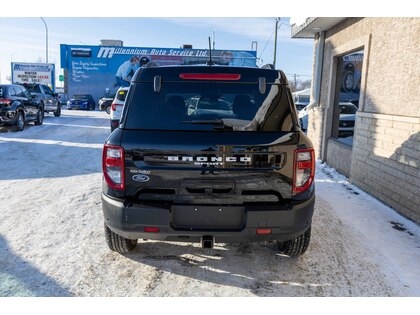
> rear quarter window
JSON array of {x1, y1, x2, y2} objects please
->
[{"x1": 116, "y1": 90, "x2": 128, "y2": 102}]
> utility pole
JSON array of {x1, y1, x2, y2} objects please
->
[
  {"x1": 294, "y1": 74, "x2": 297, "y2": 88},
  {"x1": 40, "y1": 17, "x2": 48, "y2": 63},
  {"x1": 273, "y1": 17, "x2": 280, "y2": 68}
]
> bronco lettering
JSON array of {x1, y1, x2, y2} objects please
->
[{"x1": 166, "y1": 156, "x2": 251, "y2": 162}]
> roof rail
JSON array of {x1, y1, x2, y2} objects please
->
[{"x1": 261, "y1": 64, "x2": 275, "y2": 70}]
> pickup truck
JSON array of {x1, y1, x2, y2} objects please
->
[
  {"x1": 102, "y1": 63, "x2": 315, "y2": 257},
  {"x1": 22, "y1": 83, "x2": 61, "y2": 117}
]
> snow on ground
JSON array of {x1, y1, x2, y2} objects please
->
[{"x1": 0, "y1": 109, "x2": 419, "y2": 298}]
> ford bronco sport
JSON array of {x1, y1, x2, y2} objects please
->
[{"x1": 102, "y1": 63, "x2": 315, "y2": 257}]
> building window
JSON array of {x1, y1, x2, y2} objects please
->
[{"x1": 332, "y1": 50, "x2": 364, "y2": 146}]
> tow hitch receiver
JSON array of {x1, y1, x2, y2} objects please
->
[{"x1": 201, "y1": 235, "x2": 214, "y2": 249}]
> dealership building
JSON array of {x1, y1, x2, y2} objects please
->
[
  {"x1": 291, "y1": 17, "x2": 420, "y2": 223},
  {"x1": 60, "y1": 41, "x2": 257, "y2": 102}
]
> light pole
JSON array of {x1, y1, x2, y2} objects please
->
[
  {"x1": 273, "y1": 19, "x2": 292, "y2": 69},
  {"x1": 40, "y1": 17, "x2": 48, "y2": 63}
]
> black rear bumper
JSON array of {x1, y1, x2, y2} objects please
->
[
  {"x1": 0, "y1": 115, "x2": 17, "y2": 126},
  {"x1": 102, "y1": 192, "x2": 315, "y2": 243}
]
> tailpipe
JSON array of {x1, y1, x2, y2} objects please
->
[{"x1": 201, "y1": 235, "x2": 214, "y2": 249}]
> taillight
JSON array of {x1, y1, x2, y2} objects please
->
[
  {"x1": 179, "y1": 73, "x2": 241, "y2": 80},
  {"x1": 111, "y1": 103, "x2": 117, "y2": 111},
  {"x1": 102, "y1": 144, "x2": 125, "y2": 190},
  {"x1": 144, "y1": 227, "x2": 159, "y2": 233},
  {"x1": 0, "y1": 98, "x2": 12, "y2": 105},
  {"x1": 293, "y1": 148, "x2": 315, "y2": 195}
]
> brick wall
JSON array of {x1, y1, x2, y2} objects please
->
[
  {"x1": 351, "y1": 113, "x2": 420, "y2": 222},
  {"x1": 306, "y1": 17, "x2": 420, "y2": 223},
  {"x1": 326, "y1": 139, "x2": 353, "y2": 177}
]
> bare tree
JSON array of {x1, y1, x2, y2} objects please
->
[
  {"x1": 289, "y1": 82, "x2": 297, "y2": 93},
  {"x1": 298, "y1": 79, "x2": 311, "y2": 91}
]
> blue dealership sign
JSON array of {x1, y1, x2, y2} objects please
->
[
  {"x1": 60, "y1": 44, "x2": 257, "y2": 101},
  {"x1": 11, "y1": 62, "x2": 55, "y2": 91}
]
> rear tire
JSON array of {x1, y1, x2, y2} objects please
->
[
  {"x1": 54, "y1": 104, "x2": 61, "y2": 117},
  {"x1": 12, "y1": 111, "x2": 25, "y2": 132},
  {"x1": 277, "y1": 226, "x2": 311, "y2": 257},
  {"x1": 104, "y1": 223, "x2": 137, "y2": 254},
  {"x1": 105, "y1": 105, "x2": 111, "y2": 114},
  {"x1": 34, "y1": 108, "x2": 44, "y2": 125}
]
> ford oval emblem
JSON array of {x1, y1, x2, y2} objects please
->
[{"x1": 132, "y1": 174, "x2": 150, "y2": 182}]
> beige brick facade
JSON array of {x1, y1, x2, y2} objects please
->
[{"x1": 307, "y1": 17, "x2": 420, "y2": 223}]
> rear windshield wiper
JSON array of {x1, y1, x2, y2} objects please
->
[{"x1": 181, "y1": 119, "x2": 233, "y2": 130}]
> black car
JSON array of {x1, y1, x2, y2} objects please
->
[
  {"x1": 67, "y1": 94, "x2": 95, "y2": 110},
  {"x1": 99, "y1": 93, "x2": 116, "y2": 114},
  {"x1": 0, "y1": 84, "x2": 44, "y2": 131},
  {"x1": 102, "y1": 64, "x2": 315, "y2": 257}
]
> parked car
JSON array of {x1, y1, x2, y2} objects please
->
[
  {"x1": 102, "y1": 63, "x2": 315, "y2": 257},
  {"x1": 0, "y1": 84, "x2": 44, "y2": 131},
  {"x1": 338, "y1": 102, "x2": 357, "y2": 138},
  {"x1": 99, "y1": 93, "x2": 115, "y2": 114},
  {"x1": 298, "y1": 102, "x2": 357, "y2": 137},
  {"x1": 22, "y1": 83, "x2": 61, "y2": 117},
  {"x1": 67, "y1": 94, "x2": 96, "y2": 110},
  {"x1": 110, "y1": 87, "x2": 129, "y2": 132},
  {"x1": 186, "y1": 96, "x2": 234, "y2": 118},
  {"x1": 298, "y1": 104, "x2": 309, "y2": 132}
]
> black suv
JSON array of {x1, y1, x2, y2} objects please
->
[
  {"x1": 0, "y1": 84, "x2": 44, "y2": 131},
  {"x1": 102, "y1": 64, "x2": 315, "y2": 257}
]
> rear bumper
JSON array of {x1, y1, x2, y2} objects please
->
[
  {"x1": 67, "y1": 104, "x2": 88, "y2": 110},
  {"x1": 0, "y1": 115, "x2": 17, "y2": 126},
  {"x1": 102, "y1": 192, "x2": 315, "y2": 243}
]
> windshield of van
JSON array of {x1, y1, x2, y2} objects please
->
[{"x1": 124, "y1": 82, "x2": 294, "y2": 132}]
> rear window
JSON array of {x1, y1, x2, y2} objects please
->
[
  {"x1": 116, "y1": 90, "x2": 128, "y2": 102},
  {"x1": 73, "y1": 94, "x2": 91, "y2": 100},
  {"x1": 25, "y1": 85, "x2": 42, "y2": 93},
  {"x1": 124, "y1": 81, "x2": 294, "y2": 132}
]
